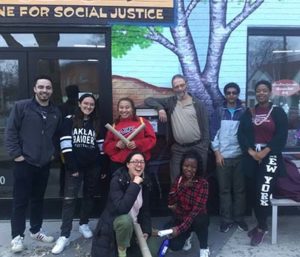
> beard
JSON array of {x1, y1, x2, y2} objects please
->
[
  {"x1": 175, "y1": 90, "x2": 186, "y2": 100},
  {"x1": 36, "y1": 93, "x2": 51, "y2": 104}
]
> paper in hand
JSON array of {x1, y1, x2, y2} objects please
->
[{"x1": 158, "y1": 229, "x2": 173, "y2": 237}]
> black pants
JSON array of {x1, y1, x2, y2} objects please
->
[
  {"x1": 60, "y1": 165, "x2": 100, "y2": 237},
  {"x1": 11, "y1": 161, "x2": 50, "y2": 238},
  {"x1": 251, "y1": 154, "x2": 281, "y2": 231},
  {"x1": 169, "y1": 214, "x2": 209, "y2": 250}
]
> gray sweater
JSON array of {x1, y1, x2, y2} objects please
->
[{"x1": 144, "y1": 93, "x2": 210, "y2": 148}]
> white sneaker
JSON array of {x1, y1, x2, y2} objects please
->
[
  {"x1": 182, "y1": 233, "x2": 193, "y2": 251},
  {"x1": 30, "y1": 230, "x2": 54, "y2": 243},
  {"x1": 11, "y1": 235, "x2": 24, "y2": 253},
  {"x1": 200, "y1": 248, "x2": 210, "y2": 257},
  {"x1": 79, "y1": 224, "x2": 93, "y2": 239},
  {"x1": 51, "y1": 236, "x2": 70, "y2": 254}
]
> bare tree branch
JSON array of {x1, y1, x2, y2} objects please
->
[
  {"x1": 226, "y1": 0, "x2": 264, "y2": 32},
  {"x1": 1, "y1": 34, "x2": 23, "y2": 47},
  {"x1": 145, "y1": 27, "x2": 179, "y2": 55},
  {"x1": 185, "y1": 0, "x2": 201, "y2": 19}
]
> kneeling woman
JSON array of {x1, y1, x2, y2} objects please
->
[
  {"x1": 91, "y1": 151, "x2": 152, "y2": 257},
  {"x1": 167, "y1": 151, "x2": 210, "y2": 257}
]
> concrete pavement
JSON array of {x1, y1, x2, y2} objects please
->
[{"x1": 0, "y1": 216, "x2": 300, "y2": 257}]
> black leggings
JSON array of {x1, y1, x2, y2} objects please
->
[
  {"x1": 169, "y1": 214, "x2": 209, "y2": 250},
  {"x1": 251, "y1": 153, "x2": 282, "y2": 230}
]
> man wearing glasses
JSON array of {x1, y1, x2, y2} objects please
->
[
  {"x1": 211, "y1": 83, "x2": 248, "y2": 233},
  {"x1": 144, "y1": 74, "x2": 209, "y2": 183}
]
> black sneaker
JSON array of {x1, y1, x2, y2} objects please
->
[
  {"x1": 236, "y1": 220, "x2": 248, "y2": 231},
  {"x1": 219, "y1": 222, "x2": 233, "y2": 233}
]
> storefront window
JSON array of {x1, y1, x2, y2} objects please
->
[
  {"x1": 247, "y1": 28, "x2": 300, "y2": 150},
  {"x1": 0, "y1": 33, "x2": 105, "y2": 48}
]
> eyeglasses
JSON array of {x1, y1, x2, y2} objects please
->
[
  {"x1": 225, "y1": 91, "x2": 238, "y2": 96},
  {"x1": 129, "y1": 160, "x2": 145, "y2": 165}
]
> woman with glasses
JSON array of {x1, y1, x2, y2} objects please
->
[
  {"x1": 91, "y1": 151, "x2": 152, "y2": 257},
  {"x1": 164, "y1": 150, "x2": 210, "y2": 257},
  {"x1": 103, "y1": 97, "x2": 156, "y2": 173},
  {"x1": 52, "y1": 93, "x2": 107, "y2": 254},
  {"x1": 238, "y1": 80, "x2": 288, "y2": 246}
]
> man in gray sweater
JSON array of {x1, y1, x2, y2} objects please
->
[{"x1": 145, "y1": 74, "x2": 209, "y2": 183}]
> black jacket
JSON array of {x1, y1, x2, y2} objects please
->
[
  {"x1": 91, "y1": 168, "x2": 152, "y2": 257},
  {"x1": 5, "y1": 98, "x2": 61, "y2": 167},
  {"x1": 237, "y1": 103, "x2": 288, "y2": 177}
]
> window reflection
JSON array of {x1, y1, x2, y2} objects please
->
[
  {"x1": 0, "y1": 59, "x2": 19, "y2": 161},
  {"x1": 35, "y1": 58, "x2": 100, "y2": 104},
  {"x1": 247, "y1": 30, "x2": 300, "y2": 149},
  {"x1": 0, "y1": 33, "x2": 105, "y2": 48}
]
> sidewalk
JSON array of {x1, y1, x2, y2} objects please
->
[{"x1": 0, "y1": 216, "x2": 300, "y2": 257}]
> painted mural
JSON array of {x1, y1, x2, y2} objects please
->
[{"x1": 111, "y1": 0, "x2": 300, "y2": 136}]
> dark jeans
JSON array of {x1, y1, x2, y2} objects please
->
[
  {"x1": 60, "y1": 165, "x2": 100, "y2": 237},
  {"x1": 169, "y1": 214, "x2": 209, "y2": 250},
  {"x1": 11, "y1": 161, "x2": 50, "y2": 238},
  {"x1": 216, "y1": 157, "x2": 246, "y2": 223}
]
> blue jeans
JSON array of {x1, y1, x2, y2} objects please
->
[{"x1": 11, "y1": 161, "x2": 50, "y2": 238}]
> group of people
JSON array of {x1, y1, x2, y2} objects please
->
[
  {"x1": 211, "y1": 80, "x2": 288, "y2": 247},
  {"x1": 4, "y1": 73, "x2": 287, "y2": 257}
]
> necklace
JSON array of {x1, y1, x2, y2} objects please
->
[{"x1": 253, "y1": 105, "x2": 274, "y2": 126}]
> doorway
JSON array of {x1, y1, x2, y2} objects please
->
[{"x1": 0, "y1": 27, "x2": 112, "y2": 219}]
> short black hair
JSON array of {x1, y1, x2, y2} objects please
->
[
  {"x1": 254, "y1": 80, "x2": 272, "y2": 92},
  {"x1": 223, "y1": 82, "x2": 240, "y2": 95},
  {"x1": 171, "y1": 74, "x2": 186, "y2": 87},
  {"x1": 179, "y1": 150, "x2": 204, "y2": 178},
  {"x1": 33, "y1": 75, "x2": 53, "y2": 86}
]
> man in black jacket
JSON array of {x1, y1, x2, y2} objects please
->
[{"x1": 5, "y1": 75, "x2": 61, "y2": 253}]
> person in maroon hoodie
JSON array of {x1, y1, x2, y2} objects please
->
[{"x1": 104, "y1": 97, "x2": 156, "y2": 173}]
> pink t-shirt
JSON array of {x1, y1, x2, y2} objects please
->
[{"x1": 129, "y1": 188, "x2": 143, "y2": 222}]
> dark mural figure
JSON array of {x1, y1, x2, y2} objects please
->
[{"x1": 58, "y1": 84, "x2": 79, "y2": 196}]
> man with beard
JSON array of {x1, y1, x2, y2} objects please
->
[
  {"x1": 5, "y1": 75, "x2": 61, "y2": 253},
  {"x1": 145, "y1": 74, "x2": 209, "y2": 183}
]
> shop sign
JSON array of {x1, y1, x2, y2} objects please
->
[
  {"x1": 272, "y1": 79, "x2": 300, "y2": 96},
  {"x1": 0, "y1": 0, "x2": 175, "y2": 26}
]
